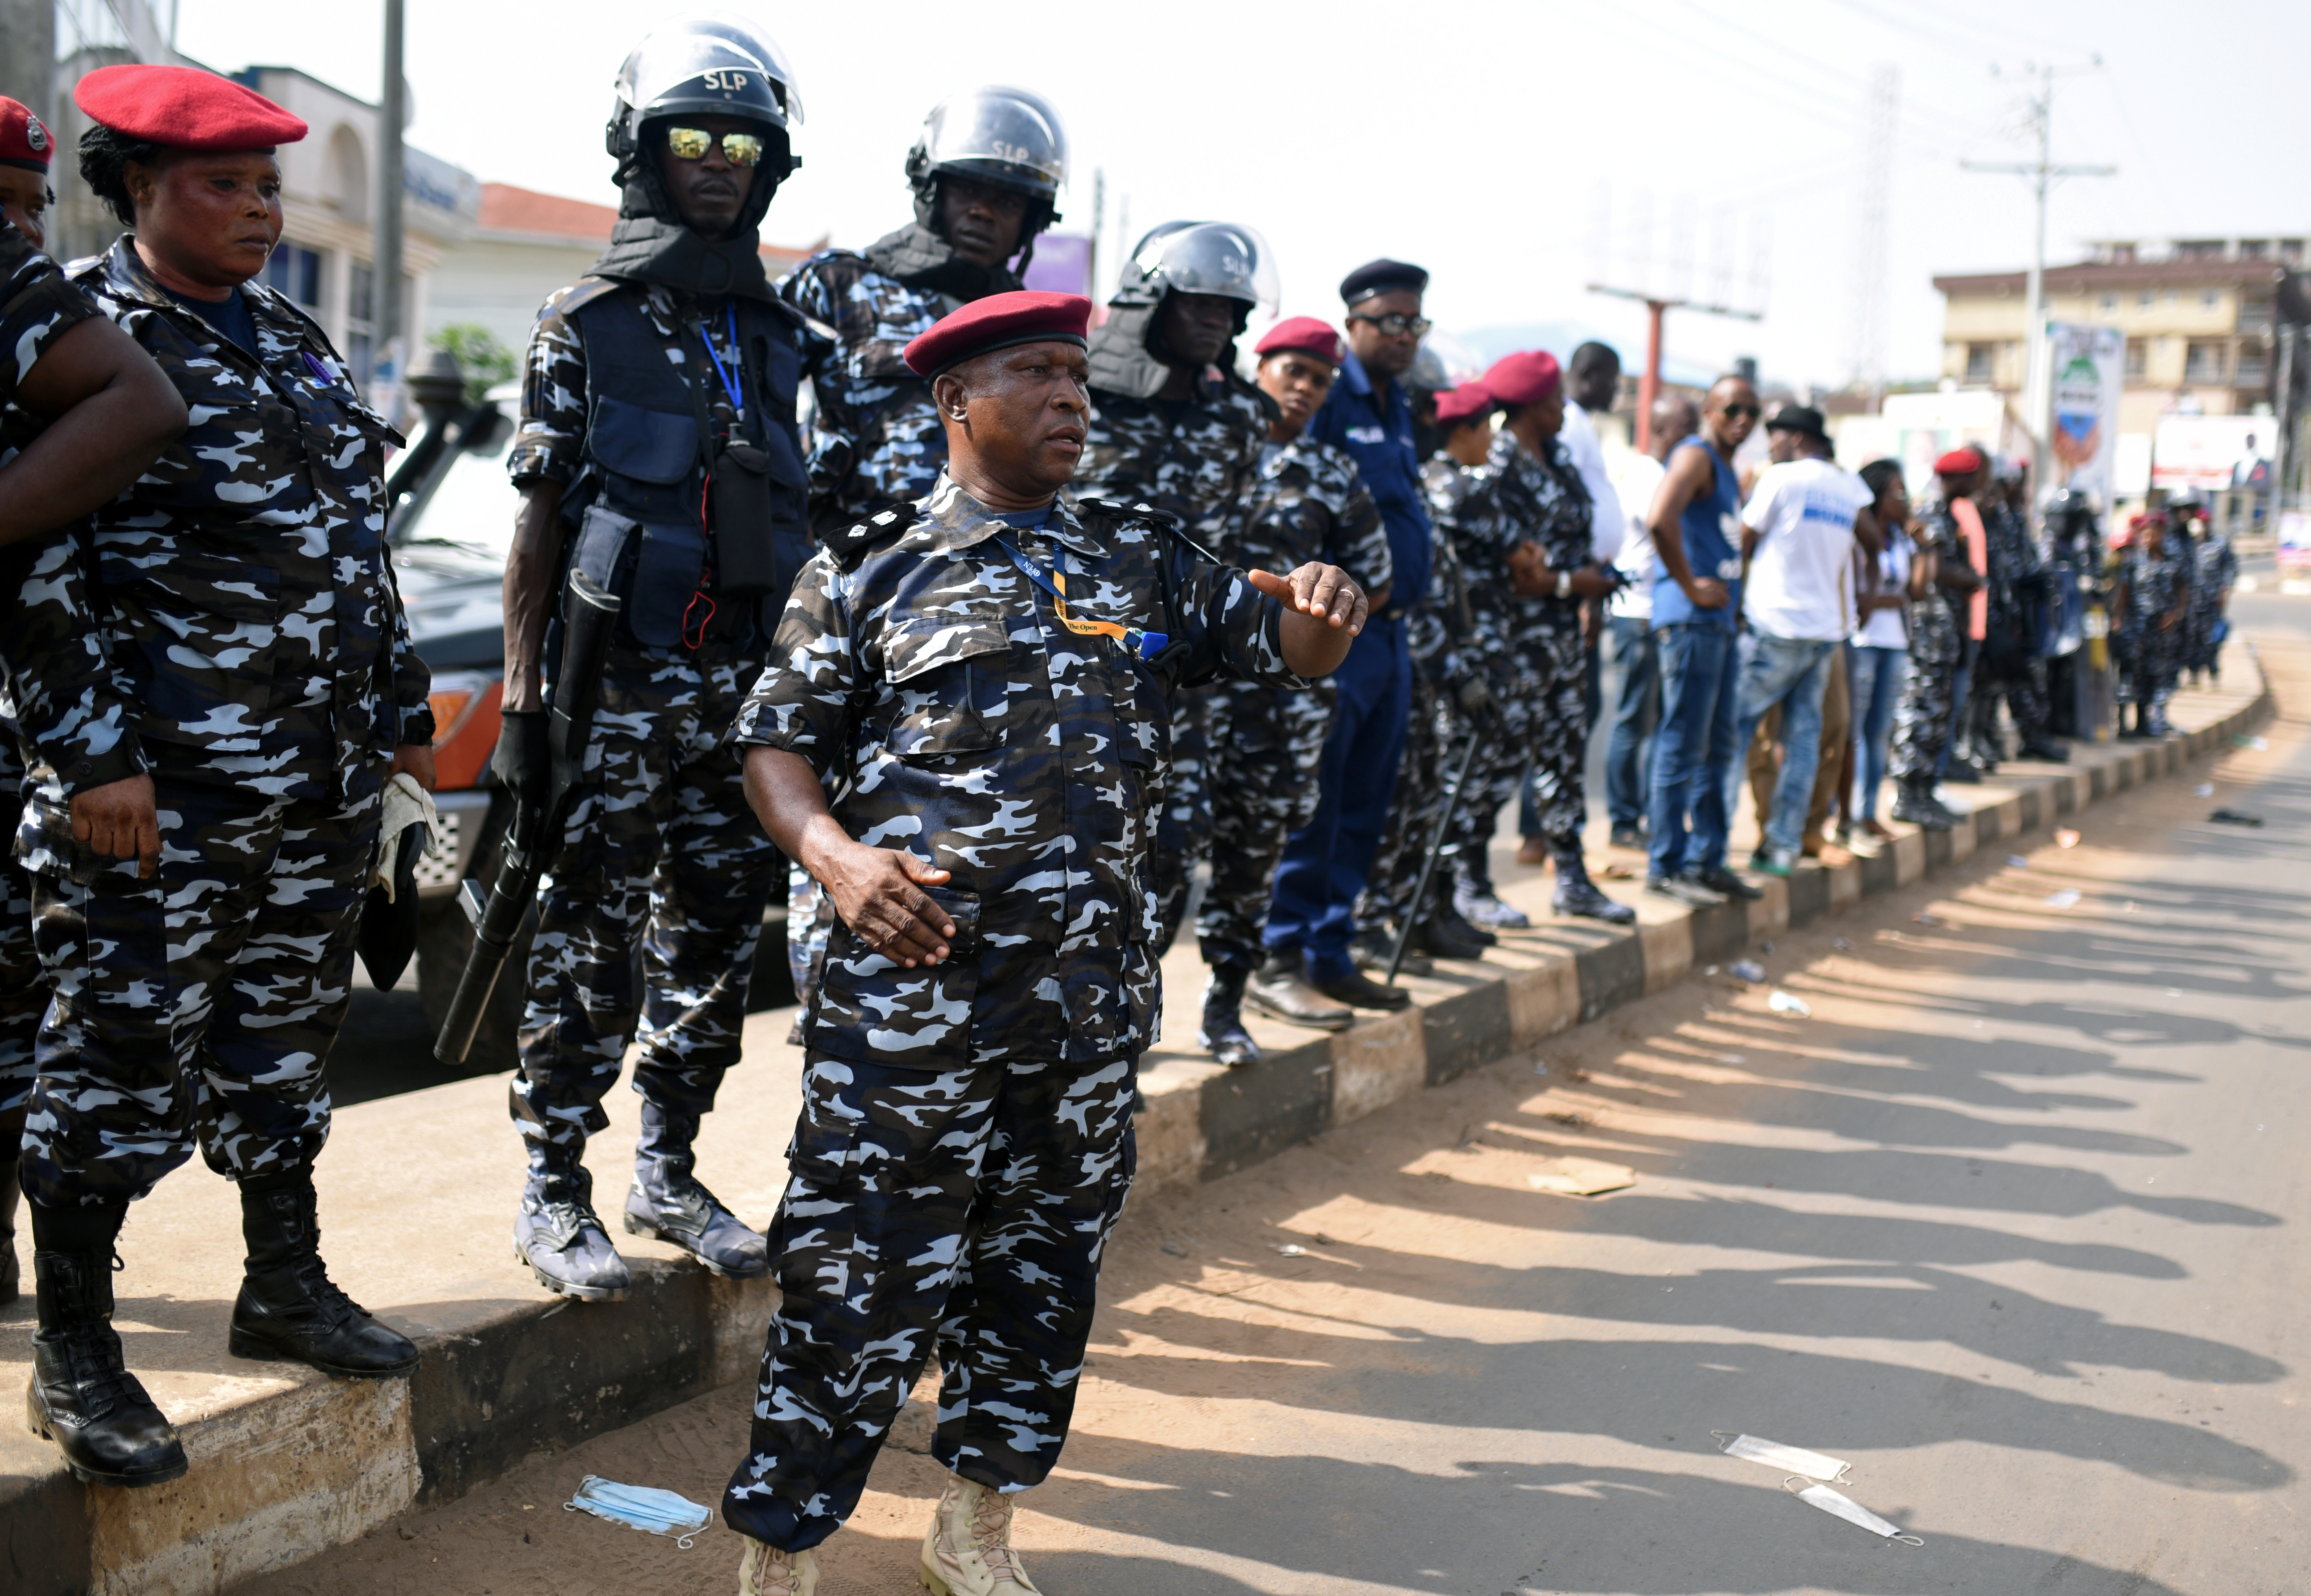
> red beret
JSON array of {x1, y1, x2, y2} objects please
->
[
  {"x1": 1934, "y1": 445, "x2": 1985, "y2": 476},
  {"x1": 1483, "y1": 349, "x2": 1561, "y2": 408},
  {"x1": 903, "y1": 290, "x2": 1091, "y2": 378},
  {"x1": 74, "y1": 65, "x2": 307, "y2": 151},
  {"x1": 1254, "y1": 315, "x2": 1344, "y2": 365},
  {"x1": 1433, "y1": 381, "x2": 1496, "y2": 427},
  {"x1": 0, "y1": 97, "x2": 51, "y2": 171}
]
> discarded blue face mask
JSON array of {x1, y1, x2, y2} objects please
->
[{"x1": 565, "y1": 1475, "x2": 713, "y2": 1548}]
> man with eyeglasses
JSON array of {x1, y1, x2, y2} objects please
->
[
  {"x1": 1253, "y1": 259, "x2": 1435, "y2": 1021},
  {"x1": 495, "y1": 21, "x2": 813, "y2": 1300},
  {"x1": 1641, "y1": 375, "x2": 1768, "y2": 905}
]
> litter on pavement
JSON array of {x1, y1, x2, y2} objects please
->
[
  {"x1": 2193, "y1": 783, "x2": 2215, "y2": 797},
  {"x1": 1730, "y1": 959, "x2": 1765, "y2": 983},
  {"x1": 564, "y1": 1476, "x2": 713, "y2": 1548},
  {"x1": 2045, "y1": 889, "x2": 2082, "y2": 908},
  {"x1": 2006, "y1": 854, "x2": 2029, "y2": 868},
  {"x1": 1526, "y1": 1157, "x2": 1637, "y2": 1196},
  {"x1": 2209, "y1": 809, "x2": 2265, "y2": 827},
  {"x1": 1784, "y1": 1479, "x2": 1923, "y2": 1545},
  {"x1": 1912, "y1": 911, "x2": 1943, "y2": 927},
  {"x1": 2232, "y1": 734, "x2": 2269, "y2": 750},
  {"x1": 2055, "y1": 828, "x2": 2081, "y2": 848},
  {"x1": 1273, "y1": 1243, "x2": 1306, "y2": 1257},
  {"x1": 1767, "y1": 990, "x2": 1811, "y2": 1016},
  {"x1": 1712, "y1": 1432, "x2": 1851, "y2": 1481}
]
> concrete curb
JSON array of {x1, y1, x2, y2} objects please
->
[{"x1": 0, "y1": 662, "x2": 2272, "y2": 1595}]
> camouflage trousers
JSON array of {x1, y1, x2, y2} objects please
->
[
  {"x1": 15, "y1": 754, "x2": 381, "y2": 1207},
  {"x1": 512, "y1": 645, "x2": 778, "y2": 1151},
  {"x1": 1454, "y1": 626, "x2": 1587, "y2": 879},
  {"x1": 1196, "y1": 679, "x2": 1335, "y2": 968},
  {"x1": 722, "y1": 1049, "x2": 1137, "y2": 1553},
  {"x1": 1358, "y1": 664, "x2": 1457, "y2": 932},
  {"x1": 1963, "y1": 648, "x2": 2050, "y2": 758},
  {"x1": 1146, "y1": 690, "x2": 1210, "y2": 955},
  {"x1": 0, "y1": 734, "x2": 43, "y2": 1151},
  {"x1": 2115, "y1": 627, "x2": 2179, "y2": 707},
  {"x1": 1888, "y1": 646, "x2": 1961, "y2": 783}
]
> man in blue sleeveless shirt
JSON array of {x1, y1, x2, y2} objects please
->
[{"x1": 1642, "y1": 376, "x2": 1765, "y2": 904}]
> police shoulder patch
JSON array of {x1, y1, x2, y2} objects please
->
[{"x1": 828, "y1": 502, "x2": 921, "y2": 572}]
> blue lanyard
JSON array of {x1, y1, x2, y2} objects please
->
[
  {"x1": 701, "y1": 304, "x2": 743, "y2": 414},
  {"x1": 997, "y1": 537, "x2": 1169, "y2": 661}
]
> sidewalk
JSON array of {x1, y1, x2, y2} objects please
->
[{"x1": 0, "y1": 645, "x2": 2270, "y2": 1595}]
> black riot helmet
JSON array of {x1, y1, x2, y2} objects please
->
[
  {"x1": 605, "y1": 13, "x2": 803, "y2": 230},
  {"x1": 1108, "y1": 220, "x2": 1279, "y2": 335},
  {"x1": 904, "y1": 86, "x2": 1066, "y2": 269}
]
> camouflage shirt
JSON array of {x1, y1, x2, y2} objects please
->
[
  {"x1": 1077, "y1": 370, "x2": 1271, "y2": 548},
  {"x1": 1982, "y1": 498, "x2": 2044, "y2": 618},
  {"x1": 0, "y1": 220, "x2": 118, "y2": 789},
  {"x1": 776, "y1": 250, "x2": 950, "y2": 526},
  {"x1": 1441, "y1": 428, "x2": 1595, "y2": 660},
  {"x1": 734, "y1": 474, "x2": 1299, "y2": 1069},
  {"x1": 1221, "y1": 434, "x2": 1394, "y2": 597},
  {"x1": 1414, "y1": 458, "x2": 1483, "y2": 677},
  {"x1": 36, "y1": 237, "x2": 430, "y2": 801}
]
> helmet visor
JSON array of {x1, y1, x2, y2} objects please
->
[
  {"x1": 1125, "y1": 221, "x2": 1278, "y2": 313},
  {"x1": 921, "y1": 86, "x2": 1066, "y2": 196},
  {"x1": 617, "y1": 14, "x2": 802, "y2": 128}
]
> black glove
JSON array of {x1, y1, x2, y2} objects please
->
[{"x1": 490, "y1": 710, "x2": 549, "y2": 809}]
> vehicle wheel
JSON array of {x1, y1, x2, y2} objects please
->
[{"x1": 415, "y1": 797, "x2": 533, "y2": 1072}]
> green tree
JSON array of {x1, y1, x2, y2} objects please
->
[{"x1": 430, "y1": 323, "x2": 518, "y2": 406}]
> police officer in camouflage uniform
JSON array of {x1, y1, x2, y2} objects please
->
[
  {"x1": 0, "y1": 102, "x2": 187, "y2": 1315},
  {"x1": 1436, "y1": 351, "x2": 1634, "y2": 925},
  {"x1": 18, "y1": 64, "x2": 430, "y2": 1488},
  {"x1": 1194, "y1": 315, "x2": 1393, "y2": 1065},
  {"x1": 2113, "y1": 509, "x2": 2190, "y2": 738},
  {"x1": 775, "y1": 88, "x2": 1068, "y2": 1020},
  {"x1": 1888, "y1": 448, "x2": 1985, "y2": 829},
  {"x1": 500, "y1": 21, "x2": 812, "y2": 1299},
  {"x1": 1959, "y1": 463, "x2": 2065, "y2": 767},
  {"x1": 2177, "y1": 494, "x2": 2235, "y2": 684},
  {"x1": 1356, "y1": 380, "x2": 1499, "y2": 964},
  {"x1": 719, "y1": 289, "x2": 1367, "y2": 1595},
  {"x1": 1077, "y1": 221, "x2": 1276, "y2": 950}
]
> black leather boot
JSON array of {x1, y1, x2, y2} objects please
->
[
  {"x1": 625, "y1": 1102, "x2": 770, "y2": 1279},
  {"x1": 1551, "y1": 847, "x2": 1636, "y2": 925},
  {"x1": 1, "y1": 1155, "x2": 20, "y2": 1306},
  {"x1": 26, "y1": 1195, "x2": 187, "y2": 1486},
  {"x1": 1196, "y1": 958, "x2": 1262, "y2": 1068},
  {"x1": 230, "y1": 1171, "x2": 420, "y2": 1377}
]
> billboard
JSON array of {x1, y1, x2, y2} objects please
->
[
  {"x1": 2044, "y1": 322, "x2": 2124, "y2": 503},
  {"x1": 2152, "y1": 415, "x2": 2276, "y2": 491}
]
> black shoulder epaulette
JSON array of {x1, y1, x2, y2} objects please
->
[
  {"x1": 827, "y1": 502, "x2": 921, "y2": 573},
  {"x1": 551, "y1": 276, "x2": 627, "y2": 318}
]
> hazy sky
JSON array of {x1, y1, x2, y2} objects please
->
[{"x1": 174, "y1": 0, "x2": 2309, "y2": 390}]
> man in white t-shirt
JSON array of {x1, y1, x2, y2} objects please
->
[
  {"x1": 1727, "y1": 405, "x2": 1875, "y2": 873},
  {"x1": 1599, "y1": 394, "x2": 1696, "y2": 846}
]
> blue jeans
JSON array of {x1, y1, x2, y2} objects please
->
[
  {"x1": 1266, "y1": 618, "x2": 1411, "y2": 981},
  {"x1": 1646, "y1": 622, "x2": 1741, "y2": 880},
  {"x1": 1847, "y1": 644, "x2": 1907, "y2": 822},
  {"x1": 1727, "y1": 632, "x2": 1838, "y2": 858},
  {"x1": 1603, "y1": 615, "x2": 1659, "y2": 829}
]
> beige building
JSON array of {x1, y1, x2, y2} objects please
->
[{"x1": 1934, "y1": 237, "x2": 2305, "y2": 437}]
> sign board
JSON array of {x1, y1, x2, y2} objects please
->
[
  {"x1": 1835, "y1": 388, "x2": 2018, "y2": 499},
  {"x1": 2278, "y1": 509, "x2": 2311, "y2": 573},
  {"x1": 2044, "y1": 322, "x2": 2124, "y2": 503},
  {"x1": 2152, "y1": 415, "x2": 2275, "y2": 490}
]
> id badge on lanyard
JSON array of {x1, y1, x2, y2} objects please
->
[{"x1": 999, "y1": 540, "x2": 1168, "y2": 661}]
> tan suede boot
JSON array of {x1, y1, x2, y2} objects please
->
[
  {"x1": 919, "y1": 1473, "x2": 1043, "y2": 1595},
  {"x1": 738, "y1": 1537, "x2": 818, "y2": 1594}
]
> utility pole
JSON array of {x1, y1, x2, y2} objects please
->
[
  {"x1": 1848, "y1": 64, "x2": 1898, "y2": 399},
  {"x1": 377, "y1": 0, "x2": 408, "y2": 415},
  {"x1": 1962, "y1": 62, "x2": 2114, "y2": 474},
  {"x1": 1586, "y1": 284, "x2": 1762, "y2": 453}
]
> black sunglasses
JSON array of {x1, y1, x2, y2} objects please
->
[{"x1": 1721, "y1": 403, "x2": 1762, "y2": 420}]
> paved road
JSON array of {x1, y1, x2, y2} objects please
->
[{"x1": 251, "y1": 618, "x2": 2311, "y2": 1595}]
